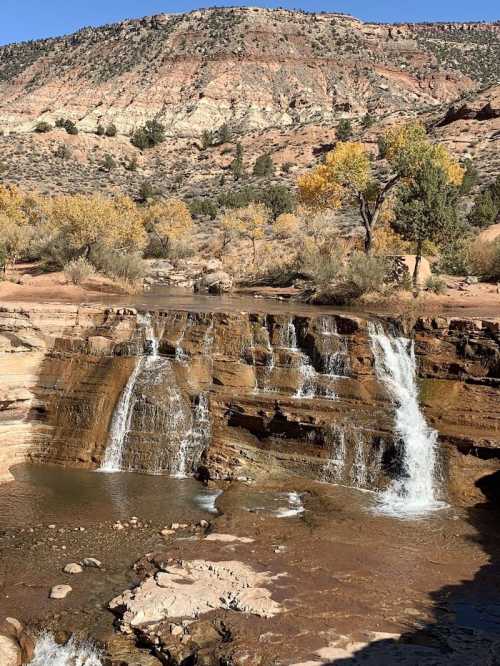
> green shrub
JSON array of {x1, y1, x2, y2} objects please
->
[
  {"x1": 299, "y1": 244, "x2": 343, "y2": 285},
  {"x1": 105, "y1": 123, "x2": 117, "y2": 137},
  {"x1": 90, "y1": 246, "x2": 146, "y2": 282},
  {"x1": 54, "y1": 144, "x2": 72, "y2": 160},
  {"x1": 34, "y1": 121, "x2": 52, "y2": 133},
  {"x1": 218, "y1": 123, "x2": 232, "y2": 144},
  {"x1": 469, "y1": 191, "x2": 497, "y2": 228},
  {"x1": 131, "y1": 120, "x2": 166, "y2": 150},
  {"x1": 344, "y1": 252, "x2": 387, "y2": 294},
  {"x1": 63, "y1": 120, "x2": 78, "y2": 135},
  {"x1": 361, "y1": 113, "x2": 375, "y2": 129},
  {"x1": 138, "y1": 180, "x2": 158, "y2": 202},
  {"x1": 201, "y1": 130, "x2": 214, "y2": 149},
  {"x1": 102, "y1": 154, "x2": 116, "y2": 171},
  {"x1": 253, "y1": 153, "x2": 274, "y2": 177},
  {"x1": 336, "y1": 118, "x2": 352, "y2": 141},
  {"x1": 64, "y1": 257, "x2": 96, "y2": 285},
  {"x1": 426, "y1": 275, "x2": 447, "y2": 294},
  {"x1": 189, "y1": 197, "x2": 218, "y2": 219},
  {"x1": 125, "y1": 156, "x2": 138, "y2": 172}
]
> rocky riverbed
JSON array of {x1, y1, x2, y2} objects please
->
[{"x1": 1, "y1": 467, "x2": 500, "y2": 664}]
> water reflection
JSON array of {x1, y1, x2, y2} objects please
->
[{"x1": 0, "y1": 464, "x2": 218, "y2": 528}]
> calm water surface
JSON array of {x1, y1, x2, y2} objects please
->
[{"x1": 0, "y1": 464, "x2": 221, "y2": 528}]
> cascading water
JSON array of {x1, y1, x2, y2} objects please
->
[
  {"x1": 171, "y1": 393, "x2": 211, "y2": 478},
  {"x1": 368, "y1": 322, "x2": 444, "y2": 517},
  {"x1": 99, "y1": 357, "x2": 143, "y2": 472},
  {"x1": 100, "y1": 313, "x2": 158, "y2": 473},
  {"x1": 29, "y1": 632, "x2": 103, "y2": 666},
  {"x1": 295, "y1": 361, "x2": 316, "y2": 399}
]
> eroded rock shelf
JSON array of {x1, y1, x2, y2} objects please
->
[{"x1": 0, "y1": 303, "x2": 498, "y2": 505}]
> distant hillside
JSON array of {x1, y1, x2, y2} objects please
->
[{"x1": 0, "y1": 8, "x2": 498, "y2": 203}]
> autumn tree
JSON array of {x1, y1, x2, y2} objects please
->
[
  {"x1": 142, "y1": 198, "x2": 193, "y2": 255},
  {"x1": 0, "y1": 185, "x2": 37, "y2": 271},
  {"x1": 298, "y1": 123, "x2": 463, "y2": 254},
  {"x1": 46, "y1": 194, "x2": 147, "y2": 260},
  {"x1": 220, "y1": 203, "x2": 269, "y2": 263}
]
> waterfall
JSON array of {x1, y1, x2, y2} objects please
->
[
  {"x1": 295, "y1": 359, "x2": 316, "y2": 398},
  {"x1": 280, "y1": 318, "x2": 298, "y2": 350},
  {"x1": 99, "y1": 313, "x2": 159, "y2": 473},
  {"x1": 368, "y1": 322, "x2": 443, "y2": 517},
  {"x1": 260, "y1": 325, "x2": 276, "y2": 393},
  {"x1": 323, "y1": 425, "x2": 347, "y2": 483},
  {"x1": 29, "y1": 632, "x2": 103, "y2": 665},
  {"x1": 171, "y1": 393, "x2": 211, "y2": 478},
  {"x1": 99, "y1": 357, "x2": 143, "y2": 472}
]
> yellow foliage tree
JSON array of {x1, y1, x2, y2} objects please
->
[
  {"x1": 298, "y1": 123, "x2": 464, "y2": 254},
  {"x1": 47, "y1": 194, "x2": 147, "y2": 256},
  {"x1": 220, "y1": 203, "x2": 269, "y2": 263},
  {"x1": 0, "y1": 185, "x2": 38, "y2": 270},
  {"x1": 143, "y1": 198, "x2": 193, "y2": 253}
]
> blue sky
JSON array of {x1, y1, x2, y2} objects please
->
[{"x1": 1, "y1": 0, "x2": 498, "y2": 46}]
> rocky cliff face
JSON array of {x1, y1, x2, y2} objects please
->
[
  {"x1": 2, "y1": 8, "x2": 497, "y2": 137},
  {"x1": 0, "y1": 8, "x2": 498, "y2": 202},
  {"x1": 0, "y1": 303, "x2": 498, "y2": 505}
]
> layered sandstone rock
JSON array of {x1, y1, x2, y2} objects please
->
[{"x1": 0, "y1": 304, "x2": 498, "y2": 505}]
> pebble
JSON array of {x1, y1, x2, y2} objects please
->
[
  {"x1": 199, "y1": 520, "x2": 209, "y2": 528},
  {"x1": 82, "y1": 558, "x2": 102, "y2": 569},
  {"x1": 48, "y1": 525, "x2": 56, "y2": 530},
  {"x1": 50, "y1": 584, "x2": 72, "y2": 599},
  {"x1": 160, "y1": 529, "x2": 175, "y2": 537},
  {"x1": 63, "y1": 563, "x2": 83, "y2": 575}
]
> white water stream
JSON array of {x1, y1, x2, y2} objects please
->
[
  {"x1": 99, "y1": 313, "x2": 158, "y2": 473},
  {"x1": 171, "y1": 393, "x2": 211, "y2": 478},
  {"x1": 368, "y1": 322, "x2": 444, "y2": 517},
  {"x1": 29, "y1": 632, "x2": 103, "y2": 666}
]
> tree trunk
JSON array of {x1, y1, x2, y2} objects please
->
[
  {"x1": 412, "y1": 240, "x2": 422, "y2": 291},
  {"x1": 364, "y1": 226, "x2": 373, "y2": 254}
]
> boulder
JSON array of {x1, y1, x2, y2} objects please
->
[
  {"x1": 387, "y1": 255, "x2": 432, "y2": 288},
  {"x1": 109, "y1": 559, "x2": 281, "y2": 628},
  {"x1": 63, "y1": 563, "x2": 83, "y2": 574},
  {"x1": 194, "y1": 271, "x2": 233, "y2": 294},
  {"x1": 0, "y1": 635, "x2": 21, "y2": 666},
  {"x1": 50, "y1": 584, "x2": 72, "y2": 599}
]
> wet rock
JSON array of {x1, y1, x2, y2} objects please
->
[
  {"x1": 50, "y1": 584, "x2": 72, "y2": 599},
  {"x1": 63, "y1": 563, "x2": 83, "y2": 574},
  {"x1": 109, "y1": 560, "x2": 282, "y2": 629}
]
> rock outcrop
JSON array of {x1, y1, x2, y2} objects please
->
[{"x1": 0, "y1": 304, "x2": 499, "y2": 505}]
